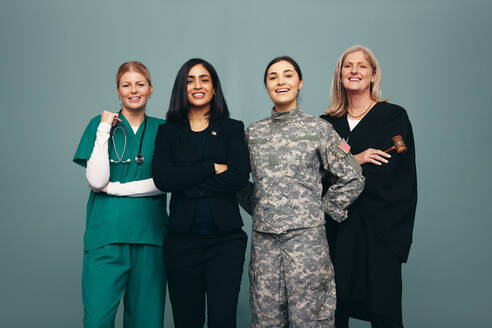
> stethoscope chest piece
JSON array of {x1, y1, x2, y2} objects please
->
[{"x1": 135, "y1": 153, "x2": 144, "y2": 165}]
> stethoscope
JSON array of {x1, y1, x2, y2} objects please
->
[{"x1": 110, "y1": 111, "x2": 147, "y2": 165}]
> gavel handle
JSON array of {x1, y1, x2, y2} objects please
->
[{"x1": 384, "y1": 146, "x2": 396, "y2": 153}]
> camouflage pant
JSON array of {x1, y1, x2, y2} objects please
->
[{"x1": 249, "y1": 226, "x2": 336, "y2": 328}]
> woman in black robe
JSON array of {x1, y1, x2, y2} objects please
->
[{"x1": 321, "y1": 45, "x2": 417, "y2": 328}]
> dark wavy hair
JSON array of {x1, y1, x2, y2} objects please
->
[
  {"x1": 263, "y1": 56, "x2": 303, "y2": 85},
  {"x1": 166, "y1": 58, "x2": 229, "y2": 123}
]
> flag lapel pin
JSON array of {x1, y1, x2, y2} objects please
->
[{"x1": 339, "y1": 140, "x2": 351, "y2": 154}]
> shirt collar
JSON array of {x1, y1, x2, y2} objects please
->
[{"x1": 270, "y1": 107, "x2": 302, "y2": 123}]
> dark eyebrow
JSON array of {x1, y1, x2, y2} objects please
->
[
  {"x1": 187, "y1": 74, "x2": 211, "y2": 79},
  {"x1": 283, "y1": 69, "x2": 294, "y2": 73},
  {"x1": 267, "y1": 72, "x2": 278, "y2": 76}
]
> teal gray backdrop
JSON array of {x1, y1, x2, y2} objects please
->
[{"x1": 1, "y1": 0, "x2": 491, "y2": 327}]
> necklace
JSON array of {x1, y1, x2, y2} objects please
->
[{"x1": 347, "y1": 101, "x2": 374, "y2": 119}]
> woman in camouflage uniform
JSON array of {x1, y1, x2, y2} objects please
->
[{"x1": 238, "y1": 56, "x2": 365, "y2": 328}]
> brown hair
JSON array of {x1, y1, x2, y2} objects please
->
[
  {"x1": 325, "y1": 45, "x2": 387, "y2": 117},
  {"x1": 116, "y1": 61, "x2": 152, "y2": 87},
  {"x1": 263, "y1": 56, "x2": 303, "y2": 85}
]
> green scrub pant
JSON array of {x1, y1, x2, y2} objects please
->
[{"x1": 82, "y1": 243, "x2": 166, "y2": 328}]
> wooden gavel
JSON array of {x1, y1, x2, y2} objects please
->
[{"x1": 384, "y1": 135, "x2": 407, "y2": 154}]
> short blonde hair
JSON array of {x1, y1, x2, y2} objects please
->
[
  {"x1": 116, "y1": 61, "x2": 152, "y2": 88},
  {"x1": 325, "y1": 45, "x2": 386, "y2": 117}
]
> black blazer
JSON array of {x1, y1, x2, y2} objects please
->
[{"x1": 152, "y1": 118, "x2": 250, "y2": 232}]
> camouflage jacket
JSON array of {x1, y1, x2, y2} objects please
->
[{"x1": 240, "y1": 108, "x2": 365, "y2": 234}]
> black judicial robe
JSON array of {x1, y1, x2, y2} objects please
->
[{"x1": 321, "y1": 101, "x2": 417, "y2": 322}]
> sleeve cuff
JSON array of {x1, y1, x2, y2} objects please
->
[
  {"x1": 205, "y1": 161, "x2": 215, "y2": 176},
  {"x1": 106, "y1": 182, "x2": 115, "y2": 195}
]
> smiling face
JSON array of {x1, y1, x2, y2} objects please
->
[
  {"x1": 186, "y1": 64, "x2": 215, "y2": 111},
  {"x1": 117, "y1": 71, "x2": 153, "y2": 111},
  {"x1": 341, "y1": 50, "x2": 375, "y2": 94},
  {"x1": 265, "y1": 60, "x2": 303, "y2": 112}
]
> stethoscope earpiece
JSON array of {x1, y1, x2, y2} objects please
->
[{"x1": 110, "y1": 158, "x2": 131, "y2": 163}]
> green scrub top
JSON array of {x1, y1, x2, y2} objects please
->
[{"x1": 74, "y1": 114, "x2": 168, "y2": 251}]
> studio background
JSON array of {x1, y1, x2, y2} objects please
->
[{"x1": 1, "y1": 0, "x2": 490, "y2": 327}]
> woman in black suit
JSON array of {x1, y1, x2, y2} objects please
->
[{"x1": 152, "y1": 58, "x2": 249, "y2": 328}]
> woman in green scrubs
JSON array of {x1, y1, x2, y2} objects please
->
[{"x1": 73, "y1": 61, "x2": 167, "y2": 328}]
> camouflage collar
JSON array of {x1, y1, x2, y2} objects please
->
[{"x1": 270, "y1": 107, "x2": 302, "y2": 123}]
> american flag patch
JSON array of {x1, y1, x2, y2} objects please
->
[{"x1": 339, "y1": 140, "x2": 351, "y2": 154}]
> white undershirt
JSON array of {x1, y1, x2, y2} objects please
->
[
  {"x1": 86, "y1": 122, "x2": 164, "y2": 197},
  {"x1": 347, "y1": 117, "x2": 361, "y2": 131}
]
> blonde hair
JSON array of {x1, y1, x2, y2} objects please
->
[
  {"x1": 116, "y1": 61, "x2": 152, "y2": 87},
  {"x1": 325, "y1": 45, "x2": 386, "y2": 117}
]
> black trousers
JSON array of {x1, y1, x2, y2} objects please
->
[
  {"x1": 335, "y1": 307, "x2": 403, "y2": 328},
  {"x1": 164, "y1": 230, "x2": 247, "y2": 328}
]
